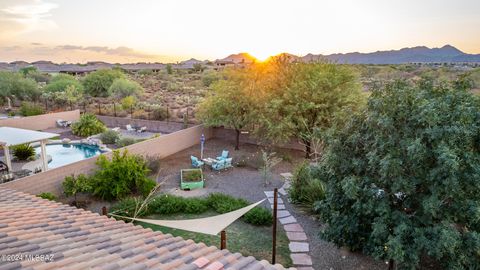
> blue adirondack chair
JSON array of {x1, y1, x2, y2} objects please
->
[
  {"x1": 212, "y1": 157, "x2": 233, "y2": 171},
  {"x1": 191, "y1": 156, "x2": 204, "y2": 168},
  {"x1": 216, "y1": 150, "x2": 229, "y2": 161}
]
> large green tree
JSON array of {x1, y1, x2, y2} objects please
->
[
  {"x1": 197, "y1": 68, "x2": 261, "y2": 150},
  {"x1": 315, "y1": 80, "x2": 480, "y2": 269},
  {"x1": 259, "y1": 61, "x2": 365, "y2": 158},
  {"x1": 82, "y1": 69, "x2": 124, "y2": 97},
  {"x1": 0, "y1": 71, "x2": 40, "y2": 101}
]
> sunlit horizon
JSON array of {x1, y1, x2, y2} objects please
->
[{"x1": 0, "y1": 0, "x2": 479, "y2": 63}]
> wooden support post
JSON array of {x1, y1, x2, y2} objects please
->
[
  {"x1": 220, "y1": 230, "x2": 226, "y2": 250},
  {"x1": 272, "y1": 188, "x2": 278, "y2": 264},
  {"x1": 113, "y1": 103, "x2": 117, "y2": 117},
  {"x1": 98, "y1": 102, "x2": 101, "y2": 115},
  {"x1": 102, "y1": 206, "x2": 107, "y2": 216}
]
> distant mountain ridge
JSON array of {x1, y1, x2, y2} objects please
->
[{"x1": 302, "y1": 45, "x2": 480, "y2": 64}]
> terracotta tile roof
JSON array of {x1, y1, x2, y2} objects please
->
[{"x1": 0, "y1": 188, "x2": 293, "y2": 270}]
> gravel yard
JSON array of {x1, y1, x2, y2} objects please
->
[{"x1": 155, "y1": 138, "x2": 386, "y2": 270}]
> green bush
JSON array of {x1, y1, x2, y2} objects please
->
[
  {"x1": 37, "y1": 192, "x2": 57, "y2": 201},
  {"x1": 117, "y1": 137, "x2": 137, "y2": 147},
  {"x1": 0, "y1": 71, "x2": 40, "y2": 100},
  {"x1": 19, "y1": 102, "x2": 44, "y2": 116},
  {"x1": 149, "y1": 195, "x2": 187, "y2": 215},
  {"x1": 71, "y1": 114, "x2": 106, "y2": 137},
  {"x1": 150, "y1": 107, "x2": 167, "y2": 121},
  {"x1": 12, "y1": 143, "x2": 35, "y2": 161},
  {"x1": 183, "y1": 197, "x2": 209, "y2": 214},
  {"x1": 289, "y1": 162, "x2": 325, "y2": 207},
  {"x1": 111, "y1": 193, "x2": 272, "y2": 226},
  {"x1": 82, "y1": 69, "x2": 125, "y2": 97},
  {"x1": 99, "y1": 130, "x2": 120, "y2": 144},
  {"x1": 90, "y1": 150, "x2": 154, "y2": 200},
  {"x1": 244, "y1": 207, "x2": 273, "y2": 226},
  {"x1": 109, "y1": 78, "x2": 144, "y2": 98},
  {"x1": 45, "y1": 74, "x2": 83, "y2": 93},
  {"x1": 206, "y1": 193, "x2": 249, "y2": 214},
  {"x1": 109, "y1": 197, "x2": 148, "y2": 217}
]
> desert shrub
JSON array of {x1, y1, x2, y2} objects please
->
[
  {"x1": 109, "y1": 197, "x2": 149, "y2": 217},
  {"x1": 202, "y1": 71, "x2": 220, "y2": 87},
  {"x1": 0, "y1": 71, "x2": 40, "y2": 100},
  {"x1": 182, "y1": 169, "x2": 202, "y2": 182},
  {"x1": 71, "y1": 114, "x2": 106, "y2": 137},
  {"x1": 138, "y1": 69, "x2": 153, "y2": 76},
  {"x1": 82, "y1": 69, "x2": 125, "y2": 97},
  {"x1": 19, "y1": 102, "x2": 44, "y2": 116},
  {"x1": 62, "y1": 174, "x2": 93, "y2": 205},
  {"x1": 150, "y1": 107, "x2": 167, "y2": 121},
  {"x1": 90, "y1": 150, "x2": 154, "y2": 200},
  {"x1": 109, "y1": 78, "x2": 144, "y2": 98},
  {"x1": 37, "y1": 192, "x2": 57, "y2": 201},
  {"x1": 99, "y1": 130, "x2": 120, "y2": 144},
  {"x1": 132, "y1": 109, "x2": 148, "y2": 119},
  {"x1": 45, "y1": 74, "x2": 83, "y2": 93},
  {"x1": 12, "y1": 143, "x2": 35, "y2": 161},
  {"x1": 244, "y1": 207, "x2": 273, "y2": 226},
  {"x1": 289, "y1": 162, "x2": 325, "y2": 207},
  {"x1": 145, "y1": 155, "x2": 161, "y2": 173},
  {"x1": 117, "y1": 137, "x2": 137, "y2": 147}
]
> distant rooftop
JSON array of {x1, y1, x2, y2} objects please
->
[{"x1": 0, "y1": 188, "x2": 292, "y2": 270}]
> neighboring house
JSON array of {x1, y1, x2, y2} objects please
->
[{"x1": 0, "y1": 187, "x2": 293, "y2": 270}]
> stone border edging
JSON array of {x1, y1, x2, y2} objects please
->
[{"x1": 265, "y1": 172, "x2": 314, "y2": 270}]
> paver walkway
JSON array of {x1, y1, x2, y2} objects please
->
[{"x1": 264, "y1": 172, "x2": 314, "y2": 270}]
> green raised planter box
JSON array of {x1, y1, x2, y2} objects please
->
[{"x1": 180, "y1": 168, "x2": 204, "y2": 190}]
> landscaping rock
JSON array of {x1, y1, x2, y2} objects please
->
[
  {"x1": 290, "y1": 253, "x2": 313, "y2": 266},
  {"x1": 270, "y1": 204, "x2": 286, "y2": 210},
  {"x1": 286, "y1": 231, "x2": 308, "y2": 241},
  {"x1": 283, "y1": 223, "x2": 304, "y2": 232},
  {"x1": 279, "y1": 216, "x2": 297, "y2": 225},
  {"x1": 280, "y1": 172, "x2": 293, "y2": 180},
  {"x1": 289, "y1": 242, "x2": 310, "y2": 252},
  {"x1": 277, "y1": 210, "x2": 291, "y2": 218},
  {"x1": 268, "y1": 197, "x2": 284, "y2": 204}
]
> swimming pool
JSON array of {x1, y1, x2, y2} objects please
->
[{"x1": 34, "y1": 144, "x2": 103, "y2": 169}]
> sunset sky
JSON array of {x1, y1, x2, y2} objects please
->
[{"x1": 0, "y1": 0, "x2": 479, "y2": 63}]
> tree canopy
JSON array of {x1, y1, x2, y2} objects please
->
[
  {"x1": 197, "y1": 67, "x2": 262, "y2": 149},
  {"x1": 82, "y1": 69, "x2": 125, "y2": 97},
  {"x1": 0, "y1": 71, "x2": 40, "y2": 100},
  {"x1": 315, "y1": 80, "x2": 480, "y2": 269},
  {"x1": 259, "y1": 61, "x2": 365, "y2": 157}
]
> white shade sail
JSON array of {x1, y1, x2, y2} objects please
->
[{"x1": 111, "y1": 199, "x2": 266, "y2": 236}]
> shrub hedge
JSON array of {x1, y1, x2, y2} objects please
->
[{"x1": 111, "y1": 193, "x2": 273, "y2": 226}]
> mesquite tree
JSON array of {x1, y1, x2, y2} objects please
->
[{"x1": 315, "y1": 79, "x2": 480, "y2": 269}]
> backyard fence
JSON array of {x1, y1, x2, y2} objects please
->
[
  {"x1": 0, "y1": 110, "x2": 80, "y2": 130},
  {"x1": 0, "y1": 124, "x2": 213, "y2": 196}
]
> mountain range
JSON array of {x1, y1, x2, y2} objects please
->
[
  {"x1": 217, "y1": 45, "x2": 480, "y2": 64},
  {"x1": 1, "y1": 45, "x2": 479, "y2": 73}
]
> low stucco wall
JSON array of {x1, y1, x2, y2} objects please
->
[
  {"x1": 0, "y1": 125, "x2": 213, "y2": 196},
  {"x1": 212, "y1": 127, "x2": 305, "y2": 151},
  {"x1": 96, "y1": 115, "x2": 184, "y2": 134},
  {"x1": 0, "y1": 110, "x2": 80, "y2": 130}
]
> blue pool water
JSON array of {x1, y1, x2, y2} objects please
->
[{"x1": 34, "y1": 144, "x2": 102, "y2": 169}]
